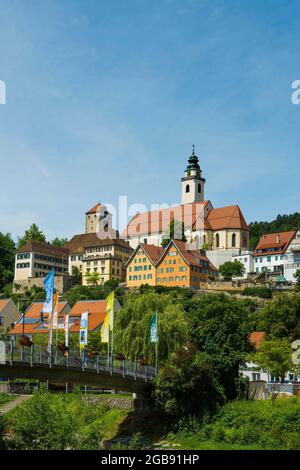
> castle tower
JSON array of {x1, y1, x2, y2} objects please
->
[
  {"x1": 181, "y1": 146, "x2": 205, "y2": 204},
  {"x1": 85, "y1": 203, "x2": 112, "y2": 234}
]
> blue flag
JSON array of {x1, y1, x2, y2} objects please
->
[
  {"x1": 150, "y1": 313, "x2": 158, "y2": 343},
  {"x1": 43, "y1": 270, "x2": 54, "y2": 314}
]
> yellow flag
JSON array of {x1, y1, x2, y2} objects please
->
[{"x1": 101, "y1": 292, "x2": 114, "y2": 343}]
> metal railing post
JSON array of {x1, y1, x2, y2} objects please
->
[
  {"x1": 65, "y1": 352, "x2": 69, "y2": 368},
  {"x1": 9, "y1": 339, "x2": 14, "y2": 366},
  {"x1": 82, "y1": 349, "x2": 85, "y2": 372},
  {"x1": 145, "y1": 364, "x2": 147, "y2": 382},
  {"x1": 110, "y1": 354, "x2": 113, "y2": 376},
  {"x1": 96, "y1": 354, "x2": 99, "y2": 374},
  {"x1": 134, "y1": 361, "x2": 137, "y2": 380},
  {"x1": 123, "y1": 358, "x2": 125, "y2": 378},
  {"x1": 30, "y1": 344, "x2": 34, "y2": 367},
  {"x1": 49, "y1": 348, "x2": 52, "y2": 369}
]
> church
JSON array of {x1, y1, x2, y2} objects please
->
[{"x1": 121, "y1": 148, "x2": 249, "y2": 268}]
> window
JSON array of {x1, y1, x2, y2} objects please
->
[
  {"x1": 252, "y1": 373, "x2": 261, "y2": 381},
  {"x1": 0, "y1": 317, "x2": 3, "y2": 326},
  {"x1": 198, "y1": 183, "x2": 201, "y2": 193},
  {"x1": 215, "y1": 233, "x2": 220, "y2": 248},
  {"x1": 232, "y1": 233, "x2": 236, "y2": 247},
  {"x1": 186, "y1": 184, "x2": 190, "y2": 193},
  {"x1": 267, "y1": 256, "x2": 271, "y2": 262}
]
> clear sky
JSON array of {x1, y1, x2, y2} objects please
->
[{"x1": 0, "y1": 0, "x2": 299, "y2": 241}]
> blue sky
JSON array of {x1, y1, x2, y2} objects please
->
[{"x1": 0, "y1": 0, "x2": 300, "y2": 241}]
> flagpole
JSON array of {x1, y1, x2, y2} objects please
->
[{"x1": 155, "y1": 312, "x2": 158, "y2": 374}]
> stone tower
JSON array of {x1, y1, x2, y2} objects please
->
[{"x1": 181, "y1": 147, "x2": 205, "y2": 204}]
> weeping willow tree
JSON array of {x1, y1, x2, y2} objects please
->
[{"x1": 114, "y1": 292, "x2": 188, "y2": 366}]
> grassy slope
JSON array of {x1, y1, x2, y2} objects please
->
[
  {"x1": 0, "y1": 393, "x2": 14, "y2": 406},
  {"x1": 165, "y1": 398, "x2": 300, "y2": 450}
]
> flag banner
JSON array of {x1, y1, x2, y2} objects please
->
[
  {"x1": 79, "y1": 311, "x2": 89, "y2": 350},
  {"x1": 64, "y1": 313, "x2": 69, "y2": 348},
  {"x1": 101, "y1": 292, "x2": 115, "y2": 343},
  {"x1": 106, "y1": 291, "x2": 115, "y2": 330},
  {"x1": 150, "y1": 313, "x2": 158, "y2": 343},
  {"x1": 53, "y1": 291, "x2": 59, "y2": 329},
  {"x1": 101, "y1": 312, "x2": 109, "y2": 343},
  {"x1": 43, "y1": 270, "x2": 54, "y2": 314}
]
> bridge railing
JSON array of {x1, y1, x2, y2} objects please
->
[{"x1": 4, "y1": 341, "x2": 156, "y2": 382}]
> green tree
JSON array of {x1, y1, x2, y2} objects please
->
[
  {"x1": 71, "y1": 266, "x2": 82, "y2": 285},
  {"x1": 251, "y1": 337, "x2": 295, "y2": 383},
  {"x1": 219, "y1": 261, "x2": 244, "y2": 281},
  {"x1": 17, "y1": 223, "x2": 46, "y2": 249},
  {"x1": 256, "y1": 292, "x2": 300, "y2": 340},
  {"x1": 51, "y1": 237, "x2": 68, "y2": 247},
  {"x1": 0, "y1": 232, "x2": 15, "y2": 292},
  {"x1": 85, "y1": 272, "x2": 100, "y2": 287},
  {"x1": 114, "y1": 292, "x2": 188, "y2": 363},
  {"x1": 161, "y1": 220, "x2": 187, "y2": 247},
  {"x1": 155, "y1": 346, "x2": 225, "y2": 419},
  {"x1": 184, "y1": 293, "x2": 253, "y2": 400},
  {"x1": 294, "y1": 269, "x2": 300, "y2": 292}
]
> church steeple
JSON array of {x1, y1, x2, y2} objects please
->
[{"x1": 181, "y1": 146, "x2": 205, "y2": 204}]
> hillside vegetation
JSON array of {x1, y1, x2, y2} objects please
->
[
  {"x1": 249, "y1": 212, "x2": 300, "y2": 250},
  {"x1": 167, "y1": 398, "x2": 300, "y2": 450}
]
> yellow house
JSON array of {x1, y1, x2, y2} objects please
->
[
  {"x1": 65, "y1": 234, "x2": 133, "y2": 285},
  {"x1": 126, "y1": 240, "x2": 217, "y2": 289},
  {"x1": 126, "y1": 243, "x2": 164, "y2": 288}
]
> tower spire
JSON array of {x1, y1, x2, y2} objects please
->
[{"x1": 181, "y1": 146, "x2": 205, "y2": 204}]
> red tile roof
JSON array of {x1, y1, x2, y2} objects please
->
[
  {"x1": 121, "y1": 202, "x2": 210, "y2": 238},
  {"x1": 68, "y1": 300, "x2": 108, "y2": 332},
  {"x1": 86, "y1": 203, "x2": 103, "y2": 214},
  {"x1": 253, "y1": 231, "x2": 296, "y2": 256},
  {"x1": 17, "y1": 240, "x2": 69, "y2": 257},
  {"x1": 10, "y1": 300, "x2": 113, "y2": 336},
  {"x1": 10, "y1": 302, "x2": 70, "y2": 335},
  {"x1": 165, "y1": 240, "x2": 217, "y2": 271},
  {"x1": 141, "y1": 244, "x2": 165, "y2": 264},
  {"x1": 65, "y1": 233, "x2": 132, "y2": 254},
  {"x1": 206, "y1": 205, "x2": 248, "y2": 231},
  {"x1": 121, "y1": 201, "x2": 248, "y2": 238},
  {"x1": 0, "y1": 299, "x2": 10, "y2": 312}
]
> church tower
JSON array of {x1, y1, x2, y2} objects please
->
[{"x1": 181, "y1": 146, "x2": 205, "y2": 204}]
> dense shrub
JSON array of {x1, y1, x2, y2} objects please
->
[
  {"x1": 7, "y1": 390, "x2": 126, "y2": 450},
  {"x1": 243, "y1": 287, "x2": 272, "y2": 299},
  {"x1": 198, "y1": 398, "x2": 300, "y2": 450}
]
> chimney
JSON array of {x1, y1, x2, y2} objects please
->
[{"x1": 276, "y1": 234, "x2": 280, "y2": 244}]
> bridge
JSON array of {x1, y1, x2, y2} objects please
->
[{"x1": 0, "y1": 341, "x2": 156, "y2": 397}]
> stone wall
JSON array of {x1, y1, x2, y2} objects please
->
[{"x1": 13, "y1": 275, "x2": 74, "y2": 294}]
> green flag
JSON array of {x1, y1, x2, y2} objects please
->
[{"x1": 150, "y1": 313, "x2": 158, "y2": 343}]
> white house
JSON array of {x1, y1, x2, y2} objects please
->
[
  {"x1": 232, "y1": 251, "x2": 254, "y2": 279},
  {"x1": 283, "y1": 230, "x2": 300, "y2": 282},
  {"x1": 252, "y1": 231, "x2": 296, "y2": 279}
]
